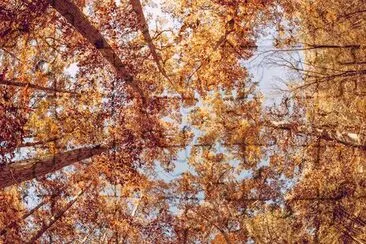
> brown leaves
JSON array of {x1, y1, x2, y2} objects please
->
[{"x1": 2, "y1": 0, "x2": 365, "y2": 242}]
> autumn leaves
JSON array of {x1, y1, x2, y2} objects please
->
[{"x1": 0, "y1": 0, "x2": 365, "y2": 242}]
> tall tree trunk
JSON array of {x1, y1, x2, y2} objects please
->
[
  {"x1": 48, "y1": 0, "x2": 144, "y2": 97},
  {"x1": 48, "y1": 0, "x2": 126, "y2": 75},
  {"x1": 130, "y1": 0, "x2": 173, "y2": 85},
  {"x1": 0, "y1": 145, "x2": 108, "y2": 189},
  {"x1": 267, "y1": 120, "x2": 366, "y2": 149}
]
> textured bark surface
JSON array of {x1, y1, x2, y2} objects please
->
[
  {"x1": 0, "y1": 145, "x2": 108, "y2": 189},
  {"x1": 130, "y1": 0, "x2": 172, "y2": 84},
  {"x1": 48, "y1": 0, "x2": 130, "y2": 78},
  {"x1": 48, "y1": 0, "x2": 144, "y2": 97},
  {"x1": 268, "y1": 120, "x2": 366, "y2": 149}
]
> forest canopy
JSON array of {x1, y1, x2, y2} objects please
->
[{"x1": 0, "y1": 0, "x2": 365, "y2": 242}]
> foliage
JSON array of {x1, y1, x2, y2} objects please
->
[{"x1": 0, "y1": 0, "x2": 365, "y2": 242}]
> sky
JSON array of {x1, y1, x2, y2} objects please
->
[
  {"x1": 13, "y1": 0, "x2": 304, "y2": 186},
  {"x1": 15, "y1": 0, "x2": 305, "y2": 211},
  {"x1": 140, "y1": 1, "x2": 304, "y2": 183}
]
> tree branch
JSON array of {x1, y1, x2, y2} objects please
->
[{"x1": 0, "y1": 145, "x2": 108, "y2": 189}]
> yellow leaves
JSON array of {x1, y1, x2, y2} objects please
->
[
  {"x1": 325, "y1": 10, "x2": 337, "y2": 22},
  {"x1": 0, "y1": 187, "x2": 23, "y2": 239},
  {"x1": 202, "y1": 151, "x2": 224, "y2": 163},
  {"x1": 245, "y1": 145, "x2": 261, "y2": 165},
  {"x1": 210, "y1": 51, "x2": 222, "y2": 63},
  {"x1": 28, "y1": 101, "x2": 59, "y2": 137},
  {"x1": 355, "y1": 99, "x2": 366, "y2": 114},
  {"x1": 230, "y1": 120, "x2": 250, "y2": 142},
  {"x1": 2, "y1": 0, "x2": 332, "y2": 241}
]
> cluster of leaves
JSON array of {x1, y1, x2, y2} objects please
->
[{"x1": 0, "y1": 0, "x2": 365, "y2": 243}]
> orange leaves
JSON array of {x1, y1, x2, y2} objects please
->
[
  {"x1": 0, "y1": 187, "x2": 26, "y2": 242},
  {"x1": 7, "y1": 0, "x2": 364, "y2": 242}
]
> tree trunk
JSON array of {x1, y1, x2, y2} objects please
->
[
  {"x1": 0, "y1": 145, "x2": 108, "y2": 189},
  {"x1": 267, "y1": 120, "x2": 366, "y2": 149},
  {"x1": 48, "y1": 0, "x2": 128, "y2": 79},
  {"x1": 48, "y1": 0, "x2": 144, "y2": 97},
  {"x1": 130, "y1": 0, "x2": 172, "y2": 85}
]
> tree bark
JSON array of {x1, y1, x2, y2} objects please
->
[
  {"x1": 48, "y1": 0, "x2": 144, "y2": 97},
  {"x1": 0, "y1": 145, "x2": 108, "y2": 189},
  {"x1": 48, "y1": 0, "x2": 126, "y2": 76},
  {"x1": 130, "y1": 0, "x2": 173, "y2": 85},
  {"x1": 267, "y1": 120, "x2": 366, "y2": 149}
]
